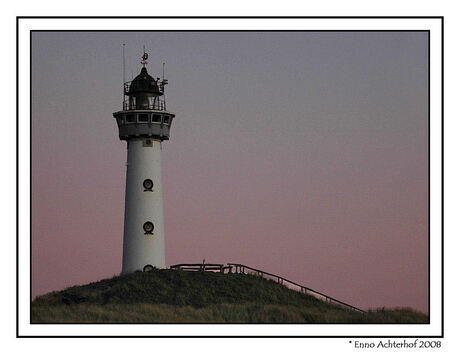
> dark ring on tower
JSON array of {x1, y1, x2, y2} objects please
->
[
  {"x1": 143, "y1": 179, "x2": 153, "y2": 191},
  {"x1": 143, "y1": 221, "x2": 154, "y2": 234},
  {"x1": 143, "y1": 264, "x2": 154, "y2": 272}
]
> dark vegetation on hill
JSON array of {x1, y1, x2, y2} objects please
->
[{"x1": 31, "y1": 269, "x2": 428, "y2": 323}]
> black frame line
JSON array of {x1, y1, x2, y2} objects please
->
[
  {"x1": 18, "y1": 16, "x2": 444, "y2": 338},
  {"x1": 441, "y1": 17, "x2": 444, "y2": 338},
  {"x1": 31, "y1": 30, "x2": 431, "y2": 32},
  {"x1": 16, "y1": 15, "x2": 20, "y2": 339},
  {"x1": 18, "y1": 16, "x2": 443, "y2": 19}
]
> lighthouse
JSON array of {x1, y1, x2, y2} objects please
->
[{"x1": 113, "y1": 50, "x2": 175, "y2": 274}]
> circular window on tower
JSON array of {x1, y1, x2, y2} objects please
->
[
  {"x1": 143, "y1": 264, "x2": 154, "y2": 272},
  {"x1": 143, "y1": 221, "x2": 154, "y2": 235},
  {"x1": 143, "y1": 179, "x2": 153, "y2": 191}
]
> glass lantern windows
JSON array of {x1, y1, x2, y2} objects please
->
[{"x1": 138, "y1": 113, "x2": 149, "y2": 122}]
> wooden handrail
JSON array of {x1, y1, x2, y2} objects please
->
[
  {"x1": 169, "y1": 262, "x2": 366, "y2": 313},
  {"x1": 171, "y1": 263, "x2": 223, "y2": 267},
  {"x1": 170, "y1": 263, "x2": 226, "y2": 273},
  {"x1": 227, "y1": 263, "x2": 366, "y2": 313}
]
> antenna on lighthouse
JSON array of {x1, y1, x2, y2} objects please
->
[
  {"x1": 122, "y1": 43, "x2": 126, "y2": 105},
  {"x1": 162, "y1": 62, "x2": 165, "y2": 80},
  {"x1": 122, "y1": 43, "x2": 126, "y2": 84}
]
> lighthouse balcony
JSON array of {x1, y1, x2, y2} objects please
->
[
  {"x1": 122, "y1": 95, "x2": 166, "y2": 111},
  {"x1": 113, "y1": 110, "x2": 175, "y2": 141}
]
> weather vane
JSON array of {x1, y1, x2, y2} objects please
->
[{"x1": 141, "y1": 45, "x2": 148, "y2": 67}]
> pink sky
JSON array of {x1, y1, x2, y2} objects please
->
[{"x1": 32, "y1": 31, "x2": 428, "y2": 313}]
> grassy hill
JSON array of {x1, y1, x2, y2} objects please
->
[{"x1": 31, "y1": 269, "x2": 428, "y2": 323}]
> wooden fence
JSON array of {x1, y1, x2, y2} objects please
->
[{"x1": 170, "y1": 262, "x2": 366, "y2": 313}]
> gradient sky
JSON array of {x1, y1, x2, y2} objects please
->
[{"x1": 31, "y1": 31, "x2": 428, "y2": 313}]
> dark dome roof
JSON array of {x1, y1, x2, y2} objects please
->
[{"x1": 127, "y1": 67, "x2": 161, "y2": 94}]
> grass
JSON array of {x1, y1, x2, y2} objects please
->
[{"x1": 31, "y1": 269, "x2": 428, "y2": 323}]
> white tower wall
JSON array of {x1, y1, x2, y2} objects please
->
[{"x1": 122, "y1": 138, "x2": 165, "y2": 273}]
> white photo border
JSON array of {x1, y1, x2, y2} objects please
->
[{"x1": 17, "y1": 16, "x2": 443, "y2": 337}]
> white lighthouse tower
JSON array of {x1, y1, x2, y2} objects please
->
[{"x1": 113, "y1": 50, "x2": 175, "y2": 274}]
